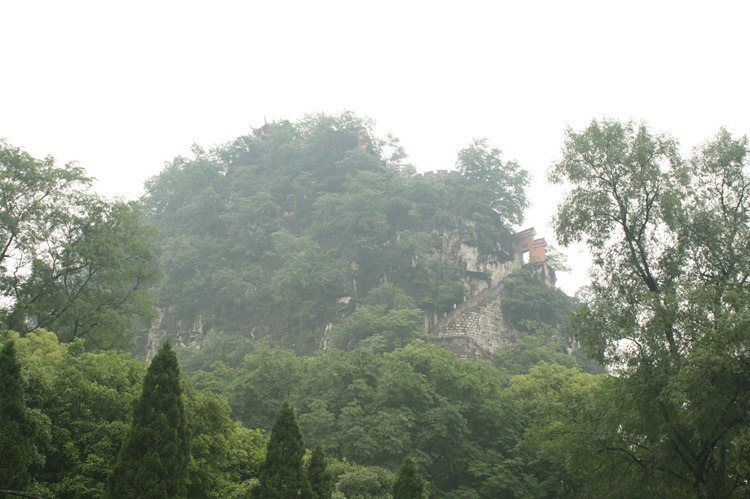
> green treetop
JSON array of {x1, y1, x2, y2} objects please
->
[
  {"x1": 0, "y1": 339, "x2": 33, "y2": 491},
  {"x1": 307, "y1": 444, "x2": 333, "y2": 499},
  {"x1": 254, "y1": 401, "x2": 313, "y2": 498},
  {"x1": 392, "y1": 456, "x2": 427, "y2": 499},
  {"x1": 0, "y1": 140, "x2": 159, "y2": 351},
  {"x1": 108, "y1": 341, "x2": 189, "y2": 498},
  {"x1": 549, "y1": 120, "x2": 750, "y2": 496}
]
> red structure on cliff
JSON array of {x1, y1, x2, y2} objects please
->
[{"x1": 515, "y1": 227, "x2": 547, "y2": 264}]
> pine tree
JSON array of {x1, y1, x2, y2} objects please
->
[
  {"x1": 254, "y1": 401, "x2": 313, "y2": 498},
  {"x1": 0, "y1": 340, "x2": 32, "y2": 490},
  {"x1": 108, "y1": 341, "x2": 189, "y2": 498},
  {"x1": 307, "y1": 444, "x2": 333, "y2": 499},
  {"x1": 393, "y1": 456, "x2": 427, "y2": 499}
]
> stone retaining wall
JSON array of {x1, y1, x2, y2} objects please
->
[{"x1": 430, "y1": 282, "x2": 515, "y2": 360}]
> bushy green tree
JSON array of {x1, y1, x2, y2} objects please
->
[
  {"x1": 334, "y1": 465, "x2": 394, "y2": 499},
  {"x1": 185, "y1": 387, "x2": 266, "y2": 498},
  {"x1": 108, "y1": 341, "x2": 189, "y2": 498},
  {"x1": 0, "y1": 140, "x2": 89, "y2": 281},
  {"x1": 254, "y1": 401, "x2": 313, "y2": 498},
  {"x1": 42, "y1": 348, "x2": 144, "y2": 497},
  {"x1": 550, "y1": 121, "x2": 750, "y2": 495},
  {"x1": 456, "y1": 138, "x2": 529, "y2": 225},
  {"x1": 0, "y1": 339, "x2": 33, "y2": 490},
  {"x1": 509, "y1": 363, "x2": 607, "y2": 497},
  {"x1": 392, "y1": 456, "x2": 427, "y2": 499},
  {"x1": 4, "y1": 329, "x2": 148, "y2": 497},
  {"x1": 330, "y1": 283, "x2": 424, "y2": 352},
  {"x1": 0, "y1": 141, "x2": 159, "y2": 350},
  {"x1": 307, "y1": 444, "x2": 333, "y2": 499},
  {"x1": 9, "y1": 199, "x2": 160, "y2": 350},
  {"x1": 227, "y1": 343, "x2": 303, "y2": 431}
]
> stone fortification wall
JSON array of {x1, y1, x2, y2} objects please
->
[
  {"x1": 427, "y1": 224, "x2": 555, "y2": 360},
  {"x1": 430, "y1": 282, "x2": 516, "y2": 360}
]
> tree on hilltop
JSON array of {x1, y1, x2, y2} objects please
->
[{"x1": 456, "y1": 138, "x2": 529, "y2": 225}]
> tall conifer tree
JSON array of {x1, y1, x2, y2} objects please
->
[
  {"x1": 393, "y1": 456, "x2": 427, "y2": 499},
  {"x1": 254, "y1": 401, "x2": 313, "y2": 498},
  {"x1": 108, "y1": 341, "x2": 189, "y2": 498},
  {"x1": 307, "y1": 444, "x2": 333, "y2": 499},
  {"x1": 0, "y1": 339, "x2": 32, "y2": 490}
]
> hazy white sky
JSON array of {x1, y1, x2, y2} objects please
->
[{"x1": 2, "y1": 1, "x2": 749, "y2": 294}]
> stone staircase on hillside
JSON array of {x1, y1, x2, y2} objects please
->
[
  {"x1": 427, "y1": 227, "x2": 556, "y2": 361},
  {"x1": 429, "y1": 280, "x2": 515, "y2": 361}
]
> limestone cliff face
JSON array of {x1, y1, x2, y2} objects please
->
[
  {"x1": 422, "y1": 223, "x2": 520, "y2": 338},
  {"x1": 145, "y1": 308, "x2": 210, "y2": 359},
  {"x1": 434, "y1": 226, "x2": 520, "y2": 294}
]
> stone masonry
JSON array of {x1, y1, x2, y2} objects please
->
[
  {"x1": 429, "y1": 227, "x2": 554, "y2": 360},
  {"x1": 431, "y1": 282, "x2": 515, "y2": 361}
]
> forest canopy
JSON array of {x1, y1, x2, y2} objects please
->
[{"x1": 2, "y1": 115, "x2": 749, "y2": 498}]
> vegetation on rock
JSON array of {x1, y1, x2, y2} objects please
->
[{"x1": 143, "y1": 112, "x2": 528, "y2": 353}]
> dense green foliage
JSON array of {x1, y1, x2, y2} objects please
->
[
  {"x1": 456, "y1": 138, "x2": 529, "y2": 227},
  {"x1": 494, "y1": 267, "x2": 599, "y2": 374},
  {"x1": 331, "y1": 463, "x2": 395, "y2": 499},
  {"x1": 308, "y1": 444, "x2": 334, "y2": 499},
  {"x1": 329, "y1": 283, "x2": 426, "y2": 353},
  {"x1": 0, "y1": 339, "x2": 33, "y2": 490},
  {"x1": 190, "y1": 341, "x2": 524, "y2": 496},
  {"x1": 254, "y1": 401, "x2": 313, "y2": 498},
  {"x1": 550, "y1": 120, "x2": 750, "y2": 496},
  {"x1": 183, "y1": 387, "x2": 267, "y2": 498},
  {"x1": 2, "y1": 329, "x2": 267, "y2": 497},
  {"x1": 5, "y1": 326, "x2": 595, "y2": 498},
  {"x1": 109, "y1": 341, "x2": 189, "y2": 498},
  {"x1": 143, "y1": 113, "x2": 528, "y2": 352},
  {"x1": 392, "y1": 457, "x2": 427, "y2": 499},
  {"x1": 0, "y1": 141, "x2": 160, "y2": 350},
  {"x1": 5, "y1": 329, "x2": 146, "y2": 497}
]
